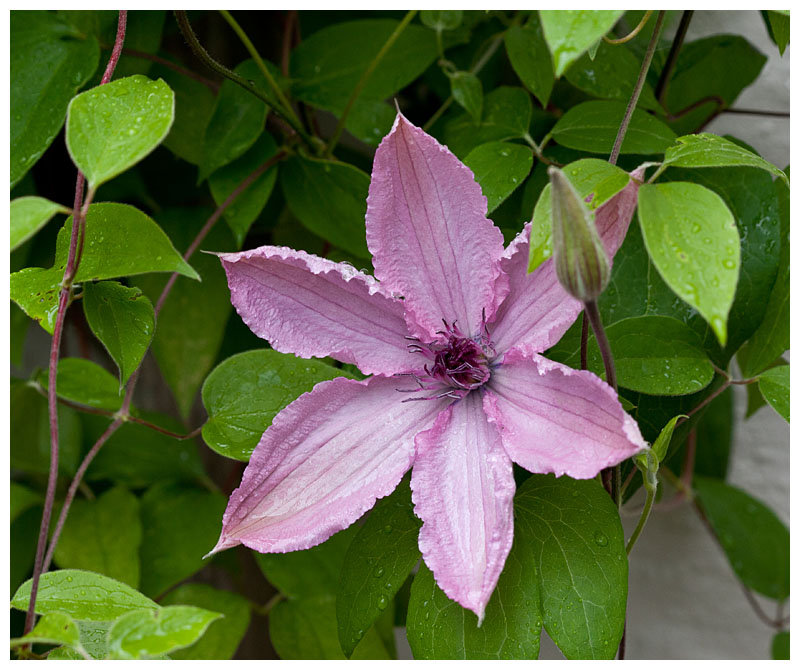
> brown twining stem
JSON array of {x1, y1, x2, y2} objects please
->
[
  {"x1": 580, "y1": 311, "x2": 589, "y2": 371},
  {"x1": 102, "y1": 45, "x2": 219, "y2": 91},
  {"x1": 42, "y1": 151, "x2": 288, "y2": 576},
  {"x1": 24, "y1": 11, "x2": 128, "y2": 637},
  {"x1": 281, "y1": 10, "x2": 296, "y2": 77},
  {"x1": 655, "y1": 10, "x2": 694, "y2": 106},
  {"x1": 608, "y1": 10, "x2": 666, "y2": 166}
]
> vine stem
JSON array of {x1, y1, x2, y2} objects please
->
[
  {"x1": 325, "y1": 10, "x2": 417, "y2": 157},
  {"x1": 24, "y1": 11, "x2": 128, "y2": 636},
  {"x1": 604, "y1": 10, "x2": 653, "y2": 45},
  {"x1": 655, "y1": 11, "x2": 694, "y2": 105},
  {"x1": 626, "y1": 486, "x2": 655, "y2": 555},
  {"x1": 42, "y1": 150, "x2": 288, "y2": 574},
  {"x1": 608, "y1": 10, "x2": 666, "y2": 166}
]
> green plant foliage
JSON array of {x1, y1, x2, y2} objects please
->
[
  {"x1": 10, "y1": 196, "x2": 70, "y2": 251},
  {"x1": 693, "y1": 387, "x2": 734, "y2": 479},
  {"x1": 420, "y1": 10, "x2": 463, "y2": 32},
  {"x1": 771, "y1": 631, "x2": 790, "y2": 660},
  {"x1": 540, "y1": 10, "x2": 625, "y2": 77},
  {"x1": 10, "y1": 611, "x2": 88, "y2": 658},
  {"x1": 10, "y1": 482, "x2": 42, "y2": 524},
  {"x1": 463, "y1": 141, "x2": 533, "y2": 213},
  {"x1": 37, "y1": 358, "x2": 124, "y2": 411},
  {"x1": 448, "y1": 71, "x2": 483, "y2": 123},
  {"x1": 66, "y1": 75, "x2": 175, "y2": 188},
  {"x1": 202, "y1": 349, "x2": 348, "y2": 462},
  {"x1": 758, "y1": 365, "x2": 789, "y2": 423},
  {"x1": 505, "y1": 14, "x2": 554, "y2": 107},
  {"x1": 763, "y1": 11, "x2": 790, "y2": 55}
]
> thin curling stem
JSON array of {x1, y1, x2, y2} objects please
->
[{"x1": 583, "y1": 300, "x2": 617, "y2": 392}]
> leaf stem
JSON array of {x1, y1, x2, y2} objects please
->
[
  {"x1": 101, "y1": 44, "x2": 219, "y2": 90},
  {"x1": 609, "y1": 10, "x2": 666, "y2": 165},
  {"x1": 626, "y1": 485, "x2": 656, "y2": 554},
  {"x1": 604, "y1": 11, "x2": 653, "y2": 45},
  {"x1": 654, "y1": 11, "x2": 693, "y2": 106},
  {"x1": 24, "y1": 11, "x2": 128, "y2": 636},
  {"x1": 325, "y1": 10, "x2": 417, "y2": 157}
]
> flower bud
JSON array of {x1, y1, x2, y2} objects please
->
[{"x1": 548, "y1": 166, "x2": 611, "y2": 302}]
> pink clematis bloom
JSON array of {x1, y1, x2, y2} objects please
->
[{"x1": 211, "y1": 113, "x2": 646, "y2": 621}]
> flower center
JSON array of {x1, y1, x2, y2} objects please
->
[{"x1": 399, "y1": 320, "x2": 493, "y2": 401}]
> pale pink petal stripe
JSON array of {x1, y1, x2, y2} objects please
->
[
  {"x1": 219, "y1": 245, "x2": 419, "y2": 375},
  {"x1": 489, "y1": 171, "x2": 643, "y2": 355},
  {"x1": 211, "y1": 376, "x2": 446, "y2": 555},
  {"x1": 366, "y1": 113, "x2": 507, "y2": 339},
  {"x1": 486, "y1": 349, "x2": 645, "y2": 479},
  {"x1": 411, "y1": 392, "x2": 516, "y2": 622}
]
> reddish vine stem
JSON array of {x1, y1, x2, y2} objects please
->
[
  {"x1": 24, "y1": 11, "x2": 128, "y2": 636},
  {"x1": 42, "y1": 151, "x2": 288, "y2": 576}
]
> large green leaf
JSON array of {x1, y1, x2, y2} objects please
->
[
  {"x1": 107, "y1": 606, "x2": 222, "y2": 660},
  {"x1": 638, "y1": 182, "x2": 739, "y2": 346},
  {"x1": 337, "y1": 480, "x2": 421, "y2": 656},
  {"x1": 11, "y1": 11, "x2": 100, "y2": 187},
  {"x1": 138, "y1": 483, "x2": 227, "y2": 598},
  {"x1": 772, "y1": 631, "x2": 790, "y2": 660},
  {"x1": 53, "y1": 487, "x2": 142, "y2": 588},
  {"x1": 37, "y1": 358, "x2": 124, "y2": 411},
  {"x1": 83, "y1": 281, "x2": 154, "y2": 386},
  {"x1": 10, "y1": 196, "x2": 70, "y2": 251},
  {"x1": 764, "y1": 10, "x2": 790, "y2": 55},
  {"x1": 464, "y1": 141, "x2": 533, "y2": 214},
  {"x1": 161, "y1": 584, "x2": 251, "y2": 660},
  {"x1": 11, "y1": 507, "x2": 41, "y2": 595},
  {"x1": 12, "y1": 569, "x2": 158, "y2": 621},
  {"x1": 66, "y1": 75, "x2": 175, "y2": 189},
  {"x1": 448, "y1": 71, "x2": 483, "y2": 124},
  {"x1": 10, "y1": 482, "x2": 41, "y2": 524},
  {"x1": 201, "y1": 350, "x2": 347, "y2": 462},
  {"x1": 515, "y1": 474, "x2": 627, "y2": 659},
  {"x1": 758, "y1": 365, "x2": 789, "y2": 423},
  {"x1": 694, "y1": 477, "x2": 789, "y2": 600},
  {"x1": 134, "y1": 208, "x2": 235, "y2": 418},
  {"x1": 693, "y1": 387, "x2": 733, "y2": 480},
  {"x1": 551, "y1": 100, "x2": 676, "y2": 155},
  {"x1": 209, "y1": 132, "x2": 280, "y2": 246},
  {"x1": 505, "y1": 15, "x2": 554, "y2": 107},
  {"x1": 280, "y1": 155, "x2": 371, "y2": 259},
  {"x1": 540, "y1": 10, "x2": 624, "y2": 76},
  {"x1": 10, "y1": 203, "x2": 198, "y2": 334}
]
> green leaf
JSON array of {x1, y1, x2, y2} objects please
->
[
  {"x1": 61, "y1": 620, "x2": 113, "y2": 659},
  {"x1": 663, "y1": 134, "x2": 788, "y2": 185},
  {"x1": 134, "y1": 208, "x2": 235, "y2": 418},
  {"x1": 52, "y1": 487, "x2": 142, "y2": 589},
  {"x1": 38, "y1": 358, "x2": 124, "y2": 411},
  {"x1": 420, "y1": 10, "x2": 463, "y2": 31},
  {"x1": 11, "y1": 506, "x2": 41, "y2": 595},
  {"x1": 664, "y1": 35, "x2": 766, "y2": 136},
  {"x1": 505, "y1": 15, "x2": 554, "y2": 107},
  {"x1": 650, "y1": 414, "x2": 684, "y2": 464},
  {"x1": 342, "y1": 98, "x2": 398, "y2": 146},
  {"x1": 11, "y1": 203, "x2": 198, "y2": 334},
  {"x1": 11, "y1": 569, "x2": 158, "y2": 621},
  {"x1": 83, "y1": 411, "x2": 206, "y2": 487},
  {"x1": 694, "y1": 386, "x2": 733, "y2": 479},
  {"x1": 586, "y1": 316, "x2": 714, "y2": 396},
  {"x1": 255, "y1": 525, "x2": 358, "y2": 600},
  {"x1": 10, "y1": 611, "x2": 87, "y2": 658},
  {"x1": 528, "y1": 158, "x2": 630, "y2": 271},
  {"x1": 565, "y1": 40, "x2": 661, "y2": 110},
  {"x1": 10, "y1": 196, "x2": 70, "y2": 251},
  {"x1": 551, "y1": 100, "x2": 676, "y2": 155},
  {"x1": 515, "y1": 474, "x2": 627, "y2": 659},
  {"x1": 637, "y1": 182, "x2": 739, "y2": 346},
  {"x1": 337, "y1": 480, "x2": 421, "y2": 656},
  {"x1": 290, "y1": 20, "x2": 437, "y2": 115},
  {"x1": 406, "y1": 547, "x2": 540, "y2": 660},
  {"x1": 10, "y1": 303, "x2": 30, "y2": 368},
  {"x1": 198, "y1": 59, "x2": 281, "y2": 181},
  {"x1": 443, "y1": 86, "x2": 533, "y2": 158},
  {"x1": 107, "y1": 606, "x2": 222, "y2": 660},
  {"x1": 202, "y1": 350, "x2": 348, "y2": 462},
  {"x1": 83, "y1": 281, "x2": 155, "y2": 386},
  {"x1": 764, "y1": 11, "x2": 790, "y2": 55},
  {"x1": 449, "y1": 71, "x2": 483, "y2": 124},
  {"x1": 209, "y1": 132, "x2": 280, "y2": 246},
  {"x1": 11, "y1": 11, "x2": 100, "y2": 187},
  {"x1": 10, "y1": 482, "x2": 41, "y2": 524},
  {"x1": 139, "y1": 483, "x2": 227, "y2": 598},
  {"x1": 161, "y1": 584, "x2": 251, "y2": 660},
  {"x1": 758, "y1": 365, "x2": 789, "y2": 423},
  {"x1": 66, "y1": 75, "x2": 175, "y2": 189},
  {"x1": 694, "y1": 477, "x2": 789, "y2": 600},
  {"x1": 540, "y1": 10, "x2": 624, "y2": 77},
  {"x1": 280, "y1": 155, "x2": 371, "y2": 259},
  {"x1": 772, "y1": 631, "x2": 790, "y2": 660},
  {"x1": 463, "y1": 142, "x2": 533, "y2": 214}
]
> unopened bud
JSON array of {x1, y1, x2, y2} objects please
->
[{"x1": 548, "y1": 166, "x2": 611, "y2": 302}]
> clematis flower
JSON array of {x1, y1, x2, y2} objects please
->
[{"x1": 210, "y1": 113, "x2": 646, "y2": 621}]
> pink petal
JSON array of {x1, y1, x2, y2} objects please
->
[
  {"x1": 411, "y1": 392, "x2": 515, "y2": 622},
  {"x1": 219, "y1": 245, "x2": 419, "y2": 375},
  {"x1": 366, "y1": 113, "x2": 507, "y2": 339},
  {"x1": 211, "y1": 375, "x2": 446, "y2": 555},
  {"x1": 485, "y1": 348, "x2": 645, "y2": 479},
  {"x1": 489, "y1": 171, "x2": 642, "y2": 355}
]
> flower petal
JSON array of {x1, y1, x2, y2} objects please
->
[
  {"x1": 486, "y1": 349, "x2": 645, "y2": 479},
  {"x1": 366, "y1": 113, "x2": 507, "y2": 339},
  {"x1": 211, "y1": 375, "x2": 445, "y2": 554},
  {"x1": 219, "y1": 245, "x2": 419, "y2": 375},
  {"x1": 411, "y1": 392, "x2": 515, "y2": 622},
  {"x1": 489, "y1": 171, "x2": 642, "y2": 355}
]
